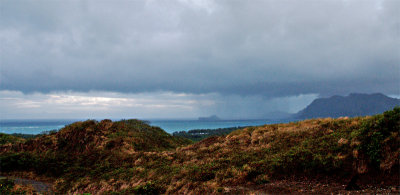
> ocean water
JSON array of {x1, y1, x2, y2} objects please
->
[
  {"x1": 0, "y1": 119, "x2": 292, "y2": 135},
  {"x1": 0, "y1": 120, "x2": 76, "y2": 135},
  {"x1": 149, "y1": 119, "x2": 285, "y2": 133}
]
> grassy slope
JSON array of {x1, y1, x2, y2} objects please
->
[
  {"x1": 0, "y1": 119, "x2": 192, "y2": 193},
  {"x1": 0, "y1": 133, "x2": 25, "y2": 145},
  {"x1": 0, "y1": 108, "x2": 399, "y2": 194}
]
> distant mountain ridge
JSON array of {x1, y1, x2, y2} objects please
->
[{"x1": 295, "y1": 93, "x2": 400, "y2": 119}]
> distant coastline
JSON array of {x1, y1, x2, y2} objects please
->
[{"x1": 1, "y1": 118, "x2": 283, "y2": 135}]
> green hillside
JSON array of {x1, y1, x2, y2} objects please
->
[{"x1": 1, "y1": 108, "x2": 399, "y2": 194}]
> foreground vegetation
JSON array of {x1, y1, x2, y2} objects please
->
[
  {"x1": 0, "y1": 108, "x2": 399, "y2": 194},
  {"x1": 173, "y1": 126, "x2": 247, "y2": 142}
]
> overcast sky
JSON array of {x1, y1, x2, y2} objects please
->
[{"x1": 0, "y1": 0, "x2": 399, "y2": 119}]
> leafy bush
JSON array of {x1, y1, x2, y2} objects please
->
[
  {"x1": 355, "y1": 107, "x2": 400, "y2": 167},
  {"x1": 133, "y1": 181, "x2": 164, "y2": 194},
  {"x1": 0, "y1": 133, "x2": 23, "y2": 145},
  {"x1": 173, "y1": 126, "x2": 247, "y2": 142},
  {"x1": 188, "y1": 164, "x2": 217, "y2": 181},
  {"x1": 0, "y1": 178, "x2": 14, "y2": 194}
]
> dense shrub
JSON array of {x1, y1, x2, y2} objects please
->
[
  {"x1": 133, "y1": 181, "x2": 165, "y2": 194},
  {"x1": 355, "y1": 107, "x2": 400, "y2": 167},
  {"x1": 188, "y1": 164, "x2": 217, "y2": 181},
  {"x1": 0, "y1": 133, "x2": 23, "y2": 145},
  {"x1": 0, "y1": 178, "x2": 15, "y2": 194},
  {"x1": 173, "y1": 126, "x2": 247, "y2": 142}
]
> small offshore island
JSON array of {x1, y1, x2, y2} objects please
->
[
  {"x1": 1, "y1": 107, "x2": 399, "y2": 194},
  {"x1": 198, "y1": 115, "x2": 221, "y2": 121}
]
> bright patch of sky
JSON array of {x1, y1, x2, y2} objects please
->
[{"x1": 0, "y1": 90, "x2": 316, "y2": 119}]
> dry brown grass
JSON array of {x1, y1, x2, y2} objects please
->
[{"x1": 1, "y1": 109, "x2": 399, "y2": 194}]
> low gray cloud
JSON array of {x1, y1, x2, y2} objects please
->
[
  {"x1": 0, "y1": 90, "x2": 317, "y2": 119},
  {"x1": 1, "y1": 0, "x2": 399, "y2": 98}
]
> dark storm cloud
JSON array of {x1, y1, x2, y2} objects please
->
[{"x1": 1, "y1": 0, "x2": 399, "y2": 97}]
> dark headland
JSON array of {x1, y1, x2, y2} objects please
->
[{"x1": 294, "y1": 93, "x2": 400, "y2": 119}]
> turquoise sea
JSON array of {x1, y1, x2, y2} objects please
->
[
  {"x1": 0, "y1": 120, "x2": 75, "y2": 135},
  {"x1": 0, "y1": 119, "x2": 293, "y2": 135}
]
